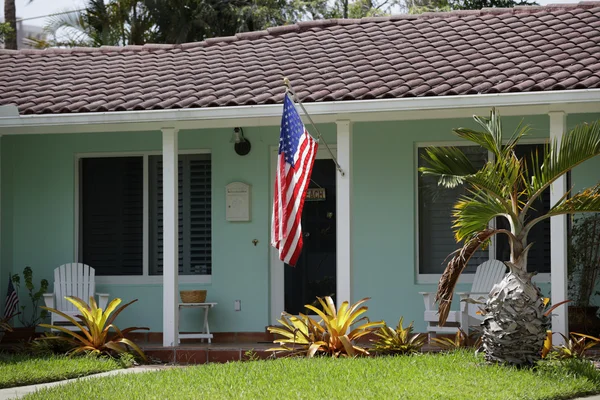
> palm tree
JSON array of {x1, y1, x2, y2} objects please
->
[
  {"x1": 419, "y1": 109, "x2": 600, "y2": 365},
  {"x1": 4, "y1": 0, "x2": 17, "y2": 49},
  {"x1": 43, "y1": 0, "x2": 152, "y2": 48}
]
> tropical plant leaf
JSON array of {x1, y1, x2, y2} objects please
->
[
  {"x1": 105, "y1": 299, "x2": 137, "y2": 328},
  {"x1": 419, "y1": 146, "x2": 478, "y2": 188},
  {"x1": 372, "y1": 317, "x2": 426, "y2": 354},
  {"x1": 268, "y1": 296, "x2": 383, "y2": 358},
  {"x1": 549, "y1": 332, "x2": 600, "y2": 359},
  {"x1": 548, "y1": 184, "x2": 600, "y2": 215},
  {"x1": 115, "y1": 338, "x2": 149, "y2": 362},
  {"x1": 452, "y1": 191, "x2": 510, "y2": 242},
  {"x1": 525, "y1": 120, "x2": 600, "y2": 206},
  {"x1": 39, "y1": 296, "x2": 148, "y2": 361},
  {"x1": 39, "y1": 306, "x2": 93, "y2": 343}
]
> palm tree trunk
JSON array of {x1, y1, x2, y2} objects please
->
[
  {"x1": 4, "y1": 0, "x2": 17, "y2": 49},
  {"x1": 481, "y1": 244, "x2": 550, "y2": 365}
]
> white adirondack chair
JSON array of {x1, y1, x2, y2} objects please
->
[
  {"x1": 43, "y1": 263, "x2": 109, "y2": 330},
  {"x1": 420, "y1": 259, "x2": 506, "y2": 335}
]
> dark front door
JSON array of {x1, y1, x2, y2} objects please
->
[{"x1": 284, "y1": 159, "x2": 337, "y2": 314}]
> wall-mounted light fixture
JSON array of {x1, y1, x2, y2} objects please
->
[{"x1": 231, "y1": 127, "x2": 251, "y2": 156}]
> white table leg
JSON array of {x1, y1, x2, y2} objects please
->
[
  {"x1": 177, "y1": 306, "x2": 181, "y2": 345},
  {"x1": 203, "y1": 307, "x2": 211, "y2": 344}
]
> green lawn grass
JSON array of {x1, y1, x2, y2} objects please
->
[
  {"x1": 24, "y1": 351, "x2": 600, "y2": 400},
  {"x1": 0, "y1": 353, "x2": 122, "y2": 389}
]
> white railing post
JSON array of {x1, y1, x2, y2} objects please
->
[
  {"x1": 549, "y1": 111, "x2": 568, "y2": 344},
  {"x1": 336, "y1": 120, "x2": 352, "y2": 307},
  {"x1": 162, "y1": 128, "x2": 179, "y2": 347}
]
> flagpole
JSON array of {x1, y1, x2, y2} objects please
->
[{"x1": 283, "y1": 78, "x2": 345, "y2": 177}]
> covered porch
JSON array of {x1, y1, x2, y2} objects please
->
[{"x1": 1, "y1": 91, "x2": 599, "y2": 347}]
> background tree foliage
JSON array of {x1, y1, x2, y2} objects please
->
[
  {"x1": 0, "y1": 21, "x2": 13, "y2": 45},
  {"x1": 2, "y1": 0, "x2": 537, "y2": 49}
]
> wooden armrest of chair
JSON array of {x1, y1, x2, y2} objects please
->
[
  {"x1": 457, "y1": 292, "x2": 489, "y2": 300},
  {"x1": 96, "y1": 293, "x2": 109, "y2": 309},
  {"x1": 420, "y1": 292, "x2": 436, "y2": 309},
  {"x1": 43, "y1": 293, "x2": 55, "y2": 309},
  {"x1": 457, "y1": 292, "x2": 489, "y2": 313}
]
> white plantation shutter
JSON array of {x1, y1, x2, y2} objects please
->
[
  {"x1": 418, "y1": 146, "x2": 488, "y2": 274},
  {"x1": 188, "y1": 156, "x2": 212, "y2": 274},
  {"x1": 149, "y1": 154, "x2": 212, "y2": 275}
]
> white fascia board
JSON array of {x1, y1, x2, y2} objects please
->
[{"x1": 0, "y1": 89, "x2": 599, "y2": 135}]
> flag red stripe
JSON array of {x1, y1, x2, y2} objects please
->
[
  {"x1": 271, "y1": 95, "x2": 319, "y2": 267},
  {"x1": 279, "y1": 138, "x2": 313, "y2": 259},
  {"x1": 279, "y1": 135, "x2": 316, "y2": 261},
  {"x1": 3, "y1": 281, "x2": 19, "y2": 319}
]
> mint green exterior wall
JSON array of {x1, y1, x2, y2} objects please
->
[
  {"x1": 0, "y1": 125, "x2": 335, "y2": 332},
  {"x1": 351, "y1": 113, "x2": 599, "y2": 331},
  {"x1": 0, "y1": 112, "x2": 598, "y2": 333}
]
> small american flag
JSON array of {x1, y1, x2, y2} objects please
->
[
  {"x1": 271, "y1": 94, "x2": 318, "y2": 266},
  {"x1": 3, "y1": 275, "x2": 19, "y2": 320}
]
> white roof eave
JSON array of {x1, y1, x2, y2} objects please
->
[{"x1": 0, "y1": 89, "x2": 599, "y2": 135}]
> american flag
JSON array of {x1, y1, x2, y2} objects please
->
[
  {"x1": 3, "y1": 275, "x2": 19, "y2": 320},
  {"x1": 271, "y1": 94, "x2": 318, "y2": 266}
]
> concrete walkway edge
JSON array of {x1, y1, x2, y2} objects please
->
[{"x1": 0, "y1": 365, "x2": 169, "y2": 400}]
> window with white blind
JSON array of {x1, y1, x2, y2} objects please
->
[
  {"x1": 418, "y1": 146, "x2": 489, "y2": 276},
  {"x1": 417, "y1": 143, "x2": 550, "y2": 278},
  {"x1": 79, "y1": 153, "x2": 212, "y2": 278},
  {"x1": 149, "y1": 154, "x2": 212, "y2": 275}
]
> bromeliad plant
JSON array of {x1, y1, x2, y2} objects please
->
[
  {"x1": 268, "y1": 296, "x2": 383, "y2": 358},
  {"x1": 548, "y1": 333, "x2": 600, "y2": 360},
  {"x1": 419, "y1": 109, "x2": 600, "y2": 366},
  {"x1": 39, "y1": 296, "x2": 148, "y2": 362},
  {"x1": 372, "y1": 317, "x2": 427, "y2": 355},
  {"x1": 431, "y1": 328, "x2": 482, "y2": 351}
]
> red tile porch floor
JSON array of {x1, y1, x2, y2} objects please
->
[
  {"x1": 135, "y1": 331, "x2": 445, "y2": 364},
  {"x1": 0, "y1": 331, "x2": 446, "y2": 364}
]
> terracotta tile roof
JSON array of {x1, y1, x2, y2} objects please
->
[{"x1": 1, "y1": 2, "x2": 599, "y2": 115}]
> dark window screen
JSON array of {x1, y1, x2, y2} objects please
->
[{"x1": 80, "y1": 157, "x2": 143, "y2": 275}]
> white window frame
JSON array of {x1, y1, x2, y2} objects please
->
[
  {"x1": 415, "y1": 139, "x2": 550, "y2": 284},
  {"x1": 74, "y1": 150, "x2": 212, "y2": 285}
]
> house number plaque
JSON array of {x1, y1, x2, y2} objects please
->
[{"x1": 305, "y1": 188, "x2": 326, "y2": 201}]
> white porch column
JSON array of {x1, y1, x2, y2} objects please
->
[
  {"x1": 336, "y1": 120, "x2": 352, "y2": 307},
  {"x1": 549, "y1": 111, "x2": 568, "y2": 342},
  {"x1": 162, "y1": 128, "x2": 179, "y2": 347}
]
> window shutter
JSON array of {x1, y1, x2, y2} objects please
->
[
  {"x1": 80, "y1": 157, "x2": 143, "y2": 275},
  {"x1": 149, "y1": 154, "x2": 211, "y2": 275},
  {"x1": 188, "y1": 155, "x2": 212, "y2": 275},
  {"x1": 418, "y1": 146, "x2": 488, "y2": 274}
]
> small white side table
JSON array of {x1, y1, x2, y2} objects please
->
[{"x1": 178, "y1": 302, "x2": 217, "y2": 344}]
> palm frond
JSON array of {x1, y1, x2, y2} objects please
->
[
  {"x1": 525, "y1": 120, "x2": 600, "y2": 209},
  {"x1": 419, "y1": 146, "x2": 478, "y2": 188},
  {"x1": 436, "y1": 229, "x2": 499, "y2": 326},
  {"x1": 467, "y1": 155, "x2": 523, "y2": 205},
  {"x1": 43, "y1": 10, "x2": 94, "y2": 46},
  {"x1": 502, "y1": 120, "x2": 530, "y2": 157},
  {"x1": 452, "y1": 108, "x2": 504, "y2": 157},
  {"x1": 525, "y1": 184, "x2": 600, "y2": 232},
  {"x1": 452, "y1": 191, "x2": 511, "y2": 242}
]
